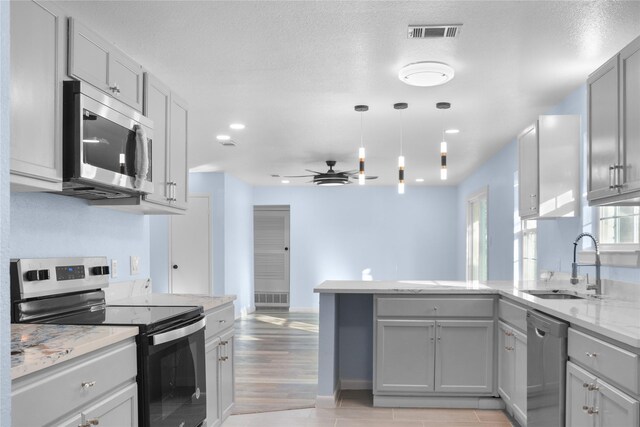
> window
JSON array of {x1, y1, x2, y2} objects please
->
[
  {"x1": 521, "y1": 220, "x2": 537, "y2": 280},
  {"x1": 467, "y1": 189, "x2": 488, "y2": 281},
  {"x1": 598, "y1": 206, "x2": 640, "y2": 246}
]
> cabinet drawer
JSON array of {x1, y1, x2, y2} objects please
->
[
  {"x1": 376, "y1": 296, "x2": 494, "y2": 318},
  {"x1": 205, "y1": 304, "x2": 234, "y2": 340},
  {"x1": 498, "y1": 299, "x2": 527, "y2": 332},
  {"x1": 12, "y1": 339, "x2": 136, "y2": 427},
  {"x1": 568, "y1": 328, "x2": 640, "y2": 394}
]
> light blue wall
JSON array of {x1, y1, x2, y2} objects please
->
[
  {"x1": 253, "y1": 186, "x2": 459, "y2": 308},
  {"x1": 457, "y1": 140, "x2": 518, "y2": 280},
  {"x1": 1, "y1": 1, "x2": 10, "y2": 423},
  {"x1": 149, "y1": 215, "x2": 170, "y2": 293},
  {"x1": 10, "y1": 193, "x2": 151, "y2": 281}
]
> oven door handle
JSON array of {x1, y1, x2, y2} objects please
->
[{"x1": 150, "y1": 317, "x2": 206, "y2": 346}]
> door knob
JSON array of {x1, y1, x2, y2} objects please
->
[{"x1": 173, "y1": 265, "x2": 178, "y2": 269}]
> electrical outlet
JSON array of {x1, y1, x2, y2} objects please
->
[
  {"x1": 111, "y1": 259, "x2": 118, "y2": 278},
  {"x1": 130, "y1": 256, "x2": 140, "y2": 275}
]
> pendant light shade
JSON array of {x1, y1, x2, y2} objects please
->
[
  {"x1": 394, "y1": 103, "x2": 408, "y2": 194},
  {"x1": 436, "y1": 102, "x2": 451, "y2": 181},
  {"x1": 355, "y1": 105, "x2": 369, "y2": 185}
]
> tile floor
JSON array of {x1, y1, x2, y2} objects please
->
[{"x1": 224, "y1": 390, "x2": 514, "y2": 427}]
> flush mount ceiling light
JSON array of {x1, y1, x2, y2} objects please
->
[
  {"x1": 398, "y1": 61, "x2": 455, "y2": 87},
  {"x1": 445, "y1": 129, "x2": 460, "y2": 134},
  {"x1": 229, "y1": 123, "x2": 245, "y2": 130},
  {"x1": 216, "y1": 135, "x2": 231, "y2": 141}
]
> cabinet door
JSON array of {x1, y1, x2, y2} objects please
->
[
  {"x1": 169, "y1": 94, "x2": 189, "y2": 209},
  {"x1": 205, "y1": 339, "x2": 221, "y2": 427},
  {"x1": 68, "y1": 18, "x2": 111, "y2": 92},
  {"x1": 620, "y1": 36, "x2": 640, "y2": 195},
  {"x1": 596, "y1": 378, "x2": 640, "y2": 427},
  {"x1": 566, "y1": 362, "x2": 597, "y2": 427},
  {"x1": 435, "y1": 320, "x2": 494, "y2": 393},
  {"x1": 219, "y1": 330, "x2": 235, "y2": 420},
  {"x1": 498, "y1": 322, "x2": 515, "y2": 406},
  {"x1": 143, "y1": 73, "x2": 171, "y2": 206},
  {"x1": 57, "y1": 413, "x2": 83, "y2": 427},
  {"x1": 518, "y1": 123, "x2": 539, "y2": 218},
  {"x1": 109, "y1": 49, "x2": 144, "y2": 111},
  {"x1": 81, "y1": 382, "x2": 138, "y2": 427},
  {"x1": 512, "y1": 328, "x2": 527, "y2": 425},
  {"x1": 375, "y1": 319, "x2": 435, "y2": 393},
  {"x1": 588, "y1": 55, "x2": 620, "y2": 202},
  {"x1": 10, "y1": 0, "x2": 64, "y2": 191}
]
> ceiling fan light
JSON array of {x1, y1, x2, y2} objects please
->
[{"x1": 398, "y1": 62, "x2": 455, "y2": 87}]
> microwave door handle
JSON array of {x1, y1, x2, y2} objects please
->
[{"x1": 149, "y1": 317, "x2": 206, "y2": 346}]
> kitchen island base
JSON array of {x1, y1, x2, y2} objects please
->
[{"x1": 373, "y1": 395, "x2": 504, "y2": 409}]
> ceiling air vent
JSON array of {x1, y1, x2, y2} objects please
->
[{"x1": 408, "y1": 24, "x2": 462, "y2": 39}]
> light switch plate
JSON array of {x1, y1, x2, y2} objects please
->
[
  {"x1": 130, "y1": 256, "x2": 140, "y2": 275},
  {"x1": 111, "y1": 259, "x2": 118, "y2": 278}
]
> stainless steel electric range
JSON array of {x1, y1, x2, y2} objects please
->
[{"x1": 10, "y1": 257, "x2": 207, "y2": 427}]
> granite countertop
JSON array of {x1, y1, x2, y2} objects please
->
[
  {"x1": 11, "y1": 324, "x2": 138, "y2": 380},
  {"x1": 314, "y1": 279, "x2": 640, "y2": 348},
  {"x1": 113, "y1": 293, "x2": 236, "y2": 312}
]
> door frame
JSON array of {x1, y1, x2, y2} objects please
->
[
  {"x1": 466, "y1": 187, "x2": 489, "y2": 281},
  {"x1": 169, "y1": 193, "x2": 211, "y2": 294}
]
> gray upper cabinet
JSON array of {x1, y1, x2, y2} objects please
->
[
  {"x1": 588, "y1": 35, "x2": 640, "y2": 205},
  {"x1": 519, "y1": 115, "x2": 580, "y2": 219},
  {"x1": 518, "y1": 124, "x2": 539, "y2": 219},
  {"x1": 10, "y1": 0, "x2": 65, "y2": 191},
  {"x1": 142, "y1": 73, "x2": 189, "y2": 212},
  {"x1": 69, "y1": 18, "x2": 144, "y2": 111}
]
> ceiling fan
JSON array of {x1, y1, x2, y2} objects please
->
[{"x1": 283, "y1": 160, "x2": 378, "y2": 186}]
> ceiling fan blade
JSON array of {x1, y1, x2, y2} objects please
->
[
  {"x1": 282, "y1": 174, "x2": 316, "y2": 178},
  {"x1": 337, "y1": 170, "x2": 358, "y2": 174},
  {"x1": 304, "y1": 169, "x2": 324, "y2": 174},
  {"x1": 366, "y1": 176, "x2": 379, "y2": 180}
]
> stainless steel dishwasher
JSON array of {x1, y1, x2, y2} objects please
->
[{"x1": 527, "y1": 310, "x2": 569, "y2": 427}]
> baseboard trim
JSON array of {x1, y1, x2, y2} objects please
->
[
  {"x1": 373, "y1": 395, "x2": 505, "y2": 409},
  {"x1": 316, "y1": 381, "x2": 340, "y2": 408},
  {"x1": 290, "y1": 306, "x2": 319, "y2": 313},
  {"x1": 340, "y1": 379, "x2": 372, "y2": 390}
]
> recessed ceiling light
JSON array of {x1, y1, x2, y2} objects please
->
[
  {"x1": 216, "y1": 135, "x2": 231, "y2": 141},
  {"x1": 445, "y1": 129, "x2": 460, "y2": 134},
  {"x1": 416, "y1": 178, "x2": 425, "y2": 182},
  {"x1": 281, "y1": 180, "x2": 290, "y2": 184},
  {"x1": 398, "y1": 61, "x2": 455, "y2": 87},
  {"x1": 230, "y1": 123, "x2": 245, "y2": 130}
]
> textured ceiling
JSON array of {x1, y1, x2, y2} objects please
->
[{"x1": 62, "y1": 1, "x2": 640, "y2": 186}]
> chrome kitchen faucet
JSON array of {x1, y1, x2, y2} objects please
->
[{"x1": 570, "y1": 232, "x2": 602, "y2": 296}]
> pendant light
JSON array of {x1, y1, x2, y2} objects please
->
[
  {"x1": 436, "y1": 102, "x2": 451, "y2": 181},
  {"x1": 354, "y1": 105, "x2": 369, "y2": 185},
  {"x1": 394, "y1": 102, "x2": 408, "y2": 194}
]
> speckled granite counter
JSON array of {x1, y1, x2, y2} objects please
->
[
  {"x1": 112, "y1": 293, "x2": 236, "y2": 312},
  {"x1": 11, "y1": 324, "x2": 138, "y2": 380},
  {"x1": 314, "y1": 279, "x2": 640, "y2": 348}
]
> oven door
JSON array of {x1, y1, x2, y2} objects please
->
[{"x1": 146, "y1": 316, "x2": 207, "y2": 427}]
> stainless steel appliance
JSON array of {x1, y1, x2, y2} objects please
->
[
  {"x1": 11, "y1": 257, "x2": 206, "y2": 427},
  {"x1": 62, "y1": 81, "x2": 154, "y2": 200},
  {"x1": 527, "y1": 310, "x2": 569, "y2": 427}
]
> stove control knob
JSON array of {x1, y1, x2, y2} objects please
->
[
  {"x1": 101, "y1": 265, "x2": 110, "y2": 275},
  {"x1": 91, "y1": 266, "x2": 103, "y2": 275},
  {"x1": 38, "y1": 269, "x2": 50, "y2": 280},
  {"x1": 25, "y1": 270, "x2": 39, "y2": 281}
]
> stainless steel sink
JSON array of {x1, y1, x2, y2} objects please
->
[{"x1": 523, "y1": 290, "x2": 587, "y2": 300}]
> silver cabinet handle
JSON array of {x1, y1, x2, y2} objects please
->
[
  {"x1": 609, "y1": 165, "x2": 623, "y2": 189},
  {"x1": 79, "y1": 420, "x2": 99, "y2": 427},
  {"x1": 109, "y1": 83, "x2": 120, "y2": 95},
  {"x1": 586, "y1": 351, "x2": 598, "y2": 358},
  {"x1": 219, "y1": 356, "x2": 229, "y2": 362},
  {"x1": 220, "y1": 340, "x2": 228, "y2": 345},
  {"x1": 587, "y1": 407, "x2": 599, "y2": 415},
  {"x1": 81, "y1": 381, "x2": 96, "y2": 389},
  {"x1": 587, "y1": 383, "x2": 600, "y2": 391}
]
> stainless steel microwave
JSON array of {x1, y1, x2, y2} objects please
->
[{"x1": 62, "y1": 81, "x2": 154, "y2": 200}]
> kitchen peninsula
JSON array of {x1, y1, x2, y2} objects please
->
[{"x1": 315, "y1": 280, "x2": 640, "y2": 426}]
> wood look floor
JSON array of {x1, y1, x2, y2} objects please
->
[
  {"x1": 233, "y1": 310, "x2": 320, "y2": 414},
  {"x1": 230, "y1": 311, "x2": 514, "y2": 426}
]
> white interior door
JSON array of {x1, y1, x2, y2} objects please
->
[
  {"x1": 170, "y1": 195, "x2": 211, "y2": 295},
  {"x1": 253, "y1": 205, "x2": 290, "y2": 307}
]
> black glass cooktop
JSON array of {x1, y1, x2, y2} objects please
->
[{"x1": 42, "y1": 305, "x2": 202, "y2": 334}]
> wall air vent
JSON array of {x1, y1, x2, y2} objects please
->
[{"x1": 408, "y1": 24, "x2": 462, "y2": 39}]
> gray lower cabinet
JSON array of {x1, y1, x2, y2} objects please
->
[
  {"x1": 566, "y1": 361, "x2": 640, "y2": 427},
  {"x1": 10, "y1": 0, "x2": 65, "y2": 191},
  {"x1": 374, "y1": 295, "x2": 495, "y2": 402},
  {"x1": 204, "y1": 303, "x2": 235, "y2": 427},
  {"x1": 12, "y1": 339, "x2": 138, "y2": 427},
  {"x1": 498, "y1": 320, "x2": 527, "y2": 426}
]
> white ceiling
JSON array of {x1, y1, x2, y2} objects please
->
[{"x1": 62, "y1": 1, "x2": 640, "y2": 186}]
